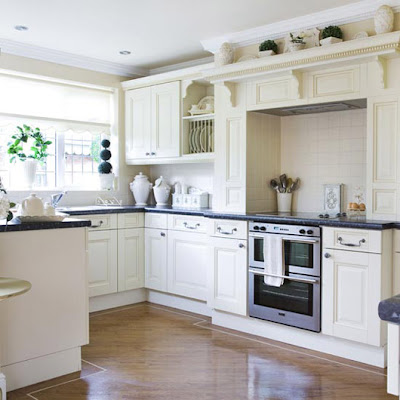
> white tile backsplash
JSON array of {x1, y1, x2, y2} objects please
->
[{"x1": 281, "y1": 109, "x2": 367, "y2": 212}]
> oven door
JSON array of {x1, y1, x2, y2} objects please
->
[
  {"x1": 249, "y1": 233, "x2": 320, "y2": 276},
  {"x1": 248, "y1": 268, "x2": 320, "y2": 332}
]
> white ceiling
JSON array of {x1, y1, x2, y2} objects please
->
[{"x1": 0, "y1": 0, "x2": 363, "y2": 74}]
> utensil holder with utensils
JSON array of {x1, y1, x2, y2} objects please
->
[{"x1": 277, "y1": 193, "x2": 293, "y2": 212}]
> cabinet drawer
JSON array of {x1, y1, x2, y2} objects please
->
[
  {"x1": 207, "y1": 219, "x2": 248, "y2": 240},
  {"x1": 145, "y1": 212, "x2": 168, "y2": 229},
  {"x1": 322, "y1": 227, "x2": 381, "y2": 254},
  {"x1": 167, "y1": 214, "x2": 207, "y2": 233},
  {"x1": 75, "y1": 214, "x2": 117, "y2": 231},
  {"x1": 118, "y1": 213, "x2": 144, "y2": 229}
]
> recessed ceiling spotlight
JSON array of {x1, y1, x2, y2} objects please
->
[
  {"x1": 119, "y1": 50, "x2": 131, "y2": 55},
  {"x1": 14, "y1": 25, "x2": 29, "y2": 31}
]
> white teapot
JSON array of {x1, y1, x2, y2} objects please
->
[
  {"x1": 130, "y1": 172, "x2": 152, "y2": 205},
  {"x1": 20, "y1": 193, "x2": 44, "y2": 216},
  {"x1": 153, "y1": 176, "x2": 171, "y2": 206}
]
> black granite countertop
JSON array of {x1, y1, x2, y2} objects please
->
[
  {"x1": 55, "y1": 205, "x2": 396, "y2": 230},
  {"x1": 0, "y1": 218, "x2": 91, "y2": 233},
  {"x1": 379, "y1": 295, "x2": 400, "y2": 324}
]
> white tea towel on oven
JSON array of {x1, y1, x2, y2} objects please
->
[{"x1": 263, "y1": 234, "x2": 284, "y2": 287}]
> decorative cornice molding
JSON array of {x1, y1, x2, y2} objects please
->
[
  {"x1": 201, "y1": 0, "x2": 400, "y2": 53},
  {"x1": 149, "y1": 56, "x2": 215, "y2": 75},
  {"x1": 0, "y1": 38, "x2": 149, "y2": 78},
  {"x1": 202, "y1": 31, "x2": 400, "y2": 83}
]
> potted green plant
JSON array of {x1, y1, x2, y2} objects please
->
[
  {"x1": 7, "y1": 125, "x2": 52, "y2": 189},
  {"x1": 259, "y1": 40, "x2": 278, "y2": 57},
  {"x1": 320, "y1": 25, "x2": 343, "y2": 46},
  {"x1": 98, "y1": 139, "x2": 114, "y2": 190},
  {"x1": 288, "y1": 32, "x2": 307, "y2": 52}
]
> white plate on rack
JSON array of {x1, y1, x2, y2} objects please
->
[{"x1": 16, "y1": 212, "x2": 70, "y2": 223}]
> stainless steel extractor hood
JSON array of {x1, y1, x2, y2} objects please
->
[{"x1": 257, "y1": 99, "x2": 367, "y2": 116}]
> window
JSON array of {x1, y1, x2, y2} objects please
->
[{"x1": 0, "y1": 73, "x2": 115, "y2": 190}]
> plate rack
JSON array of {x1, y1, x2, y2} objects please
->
[{"x1": 183, "y1": 114, "x2": 214, "y2": 154}]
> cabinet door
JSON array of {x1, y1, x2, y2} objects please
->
[
  {"x1": 125, "y1": 87, "x2": 151, "y2": 161},
  {"x1": 394, "y1": 252, "x2": 400, "y2": 295},
  {"x1": 118, "y1": 228, "x2": 144, "y2": 292},
  {"x1": 322, "y1": 249, "x2": 382, "y2": 346},
  {"x1": 151, "y1": 81, "x2": 180, "y2": 158},
  {"x1": 167, "y1": 230, "x2": 208, "y2": 301},
  {"x1": 145, "y1": 228, "x2": 167, "y2": 291},
  {"x1": 208, "y1": 237, "x2": 247, "y2": 316},
  {"x1": 88, "y1": 230, "x2": 118, "y2": 297}
]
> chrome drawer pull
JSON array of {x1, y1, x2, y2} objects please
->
[
  {"x1": 91, "y1": 220, "x2": 104, "y2": 228},
  {"x1": 217, "y1": 227, "x2": 237, "y2": 235},
  {"x1": 183, "y1": 222, "x2": 200, "y2": 230},
  {"x1": 337, "y1": 237, "x2": 366, "y2": 247},
  {"x1": 249, "y1": 269, "x2": 318, "y2": 285}
]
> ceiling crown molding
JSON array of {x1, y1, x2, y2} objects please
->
[
  {"x1": 201, "y1": 0, "x2": 400, "y2": 53},
  {"x1": 149, "y1": 56, "x2": 215, "y2": 75},
  {"x1": 0, "y1": 38, "x2": 149, "y2": 78}
]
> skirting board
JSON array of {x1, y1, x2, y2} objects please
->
[
  {"x1": 212, "y1": 310, "x2": 386, "y2": 368},
  {"x1": 147, "y1": 290, "x2": 212, "y2": 317},
  {"x1": 3, "y1": 347, "x2": 81, "y2": 392},
  {"x1": 89, "y1": 288, "x2": 146, "y2": 312}
]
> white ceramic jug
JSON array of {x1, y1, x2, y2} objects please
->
[
  {"x1": 153, "y1": 176, "x2": 171, "y2": 206},
  {"x1": 21, "y1": 193, "x2": 44, "y2": 216},
  {"x1": 130, "y1": 172, "x2": 152, "y2": 205}
]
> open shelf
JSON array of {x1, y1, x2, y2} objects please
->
[{"x1": 182, "y1": 113, "x2": 215, "y2": 121}]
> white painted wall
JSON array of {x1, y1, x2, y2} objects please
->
[{"x1": 280, "y1": 109, "x2": 367, "y2": 212}]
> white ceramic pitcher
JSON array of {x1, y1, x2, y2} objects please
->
[{"x1": 21, "y1": 193, "x2": 44, "y2": 216}]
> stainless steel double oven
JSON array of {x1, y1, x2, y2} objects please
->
[{"x1": 248, "y1": 222, "x2": 321, "y2": 332}]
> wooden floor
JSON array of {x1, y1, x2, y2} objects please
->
[{"x1": 9, "y1": 303, "x2": 393, "y2": 399}]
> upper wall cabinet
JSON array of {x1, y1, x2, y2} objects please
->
[{"x1": 125, "y1": 81, "x2": 180, "y2": 163}]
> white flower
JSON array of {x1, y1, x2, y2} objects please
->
[{"x1": 0, "y1": 192, "x2": 11, "y2": 220}]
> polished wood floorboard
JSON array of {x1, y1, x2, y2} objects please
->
[{"x1": 9, "y1": 302, "x2": 393, "y2": 399}]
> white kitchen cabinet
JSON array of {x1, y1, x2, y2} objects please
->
[
  {"x1": 125, "y1": 81, "x2": 180, "y2": 162},
  {"x1": 87, "y1": 230, "x2": 118, "y2": 297},
  {"x1": 118, "y1": 228, "x2": 145, "y2": 291},
  {"x1": 145, "y1": 228, "x2": 168, "y2": 291},
  {"x1": 208, "y1": 237, "x2": 247, "y2": 316},
  {"x1": 167, "y1": 230, "x2": 208, "y2": 300}
]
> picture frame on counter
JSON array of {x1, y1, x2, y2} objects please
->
[{"x1": 323, "y1": 184, "x2": 344, "y2": 215}]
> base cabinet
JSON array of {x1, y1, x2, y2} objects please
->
[
  {"x1": 167, "y1": 230, "x2": 208, "y2": 301},
  {"x1": 145, "y1": 228, "x2": 168, "y2": 291},
  {"x1": 87, "y1": 230, "x2": 118, "y2": 297},
  {"x1": 118, "y1": 228, "x2": 145, "y2": 291},
  {"x1": 208, "y1": 237, "x2": 247, "y2": 316}
]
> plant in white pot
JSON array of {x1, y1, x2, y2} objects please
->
[
  {"x1": 98, "y1": 139, "x2": 115, "y2": 190},
  {"x1": 7, "y1": 125, "x2": 52, "y2": 189},
  {"x1": 320, "y1": 25, "x2": 343, "y2": 46},
  {"x1": 288, "y1": 32, "x2": 306, "y2": 52},
  {"x1": 259, "y1": 39, "x2": 278, "y2": 57}
]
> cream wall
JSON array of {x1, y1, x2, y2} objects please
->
[
  {"x1": 280, "y1": 109, "x2": 367, "y2": 213},
  {"x1": 0, "y1": 53, "x2": 148, "y2": 206}
]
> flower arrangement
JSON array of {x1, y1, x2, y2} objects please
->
[
  {"x1": 290, "y1": 32, "x2": 306, "y2": 44},
  {"x1": 0, "y1": 178, "x2": 15, "y2": 222},
  {"x1": 321, "y1": 25, "x2": 343, "y2": 40},
  {"x1": 259, "y1": 39, "x2": 278, "y2": 53}
]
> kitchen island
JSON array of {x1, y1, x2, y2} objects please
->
[{"x1": 0, "y1": 219, "x2": 90, "y2": 391}]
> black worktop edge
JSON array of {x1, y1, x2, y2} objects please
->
[
  {"x1": 379, "y1": 295, "x2": 400, "y2": 324},
  {"x1": 0, "y1": 218, "x2": 91, "y2": 233}
]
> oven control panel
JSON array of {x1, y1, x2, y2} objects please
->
[{"x1": 249, "y1": 222, "x2": 320, "y2": 237}]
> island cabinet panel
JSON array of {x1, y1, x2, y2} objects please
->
[
  {"x1": 208, "y1": 236, "x2": 247, "y2": 316},
  {"x1": 87, "y1": 230, "x2": 118, "y2": 297},
  {"x1": 145, "y1": 228, "x2": 168, "y2": 291},
  {"x1": 118, "y1": 228, "x2": 144, "y2": 291},
  {"x1": 167, "y1": 230, "x2": 208, "y2": 300}
]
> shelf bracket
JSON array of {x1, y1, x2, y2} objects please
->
[
  {"x1": 289, "y1": 70, "x2": 302, "y2": 99},
  {"x1": 375, "y1": 56, "x2": 387, "y2": 89},
  {"x1": 219, "y1": 82, "x2": 236, "y2": 108},
  {"x1": 181, "y1": 80, "x2": 194, "y2": 99}
]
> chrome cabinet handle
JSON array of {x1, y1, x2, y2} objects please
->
[
  {"x1": 183, "y1": 222, "x2": 200, "y2": 230},
  {"x1": 337, "y1": 237, "x2": 366, "y2": 247},
  {"x1": 217, "y1": 227, "x2": 237, "y2": 235},
  {"x1": 324, "y1": 253, "x2": 331, "y2": 258},
  {"x1": 249, "y1": 269, "x2": 319, "y2": 285},
  {"x1": 160, "y1": 232, "x2": 166, "y2": 237},
  {"x1": 151, "y1": 152, "x2": 156, "y2": 156},
  {"x1": 91, "y1": 220, "x2": 104, "y2": 228},
  {"x1": 239, "y1": 243, "x2": 245, "y2": 249},
  {"x1": 145, "y1": 152, "x2": 150, "y2": 156}
]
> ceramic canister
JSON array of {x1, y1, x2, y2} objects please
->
[
  {"x1": 130, "y1": 172, "x2": 152, "y2": 205},
  {"x1": 153, "y1": 176, "x2": 171, "y2": 206}
]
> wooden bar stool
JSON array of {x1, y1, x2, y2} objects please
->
[{"x1": 0, "y1": 278, "x2": 32, "y2": 400}]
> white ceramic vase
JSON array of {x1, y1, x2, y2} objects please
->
[
  {"x1": 22, "y1": 159, "x2": 38, "y2": 189},
  {"x1": 289, "y1": 42, "x2": 306, "y2": 52},
  {"x1": 320, "y1": 37, "x2": 343, "y2": 46},
  {"x1": 99, "y1": 173, "x2": 115, "y2": 190},
  {"x1": 374, "y1": 5, "x2": 394, "y2": 34},
  {"x1": 277, "y1": 193, "x2": 293, "y2": 213},
  {"x1": 21, "y1": 193, "x2": 44, "y2": 216},
  {"x1": 214, "y1": 42, "x2": 234, "y2": 67},
  {"x1": 130, "y1": 172, "x2": 152, "y2": 205},
  {"x1": 153, "y1": 176, "x2": 171, "y2": 206},
  {"x1": 258, "y1": 50, "x2": 275, "y2": 57}
]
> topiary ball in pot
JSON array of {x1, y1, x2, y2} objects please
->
[
  {"x1": 98, "y1": 161, "x2": 112, "y2": 174},
  {"x1": 100, "y1": 149, "x2": 111, "y2": 161},
  {"x1": 320, "y1": 26, "x2": 343, "y2": 46},
  {"x1": 98, "y1": 139, "x2": 114, "y2": 190},
  {"x1": 101, "y1": 139, "x2": 111, "y2": 149},
  {"x1": 259, "y1": 40, "x2": 278, "y2": 56}
]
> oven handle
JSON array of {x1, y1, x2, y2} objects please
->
[
  {"x1": 248, "y1": 233, "x2": 318, "y2": 244},
  {"x1": 248, "y1": 269, "x2": 319, "y2": 284}
]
